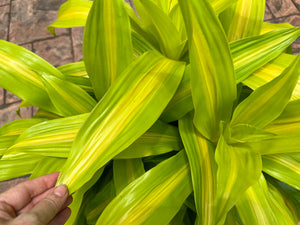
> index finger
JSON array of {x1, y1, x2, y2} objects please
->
[{"x1": 0, "y1": 172, "x2": 60, "y2": 212}]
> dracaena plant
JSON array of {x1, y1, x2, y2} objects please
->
[{"x1": 0, "y1": 0, "x2": 300, "y2": 224}]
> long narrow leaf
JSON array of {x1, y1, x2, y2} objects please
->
[
  {"x1": 215, "y1": 134, "x2": 261, "y2": 224},
  {"x1": 231, "y1": 54, "x2": 300, "y2": 128},
  {"x1": 0, "y1": 118, "x2": 45, "y2": 155},
  {"x1": 47, "y1": 0, "x2": 92, "y2": 35},
  {"x1": 220, "y1": 0, "x2": 265, "y2": 41},
  {"x1": 179, "y1": 112, "x2": 218, "y2": 225},
  {"x1": 3, "y1": 114, "x2": 88, "y2": 159},
  {"x1": 179, "y1": 0, "x2": 236, "y2": 142},
  {"x1": 113, "y1": 158, "x2": 145, "y2": 194},
  {"x1": 83, "y1": 0, "x2": 133, "y2": 100},
  {"x1": 236, "y1": 174, "x2": 296, "y2": 225},
  {"x1": 243, "y1": 53, "x2": 300, "y2": 101},
  {"x1": 96, "y1": 150, "x2": 192, "y2": 225},
  {"x1": 0, "y1": 40, "x2": 64, "y2": 113},
  {"x1": 40, "y1": 74, "x2": 96, "y2": 116},
  {"x1": 262, "y1": 153, "x2": 300, "y2": 190},
  {"x1": 57, "y1": 51, "x2": 185, "y2": 193},
  {"x1": 116, "y1": 120, "x2": 183, "y2": 159}
]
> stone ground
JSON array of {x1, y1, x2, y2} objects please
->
[{"x1": 0, "y1": 0, "x2": 299, "y2": 191}]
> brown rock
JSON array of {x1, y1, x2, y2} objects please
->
[
  {"x1": 0, "y1": 5, "x2": 9, "y2": 40},
  {"x1": 0, "y1": 88, "x2": 3, "y2": 105},
  {"x1": 71, "y1": 27, "x2": 84, "y2": 62},
  {"x1": 9, "y1": 0, "x2": 68, "y2": 45},
  {"x1": 5, "y1": 90, "x2": 21, "y2": 104},
  {"x1": 33, "y1": 35, "x2": 73, "y2": 67},
  {"x1": 267, "y1": 0, "x2": 299, "y2": 18},
  {"x1": 0, "y1": 0, "x2": 9, "y2": 6}
]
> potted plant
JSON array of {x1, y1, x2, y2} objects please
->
[{"x1": 0, "y1": 0, "x2": 299, "y2": 224}]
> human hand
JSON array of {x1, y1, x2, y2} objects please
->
[{"x1": 0, "y1": 172, "x2": 72, "y2": 225}]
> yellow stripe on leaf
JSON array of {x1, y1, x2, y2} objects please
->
[{"x1": 56, "y1": 52, "x2": 185, "y2": 193}]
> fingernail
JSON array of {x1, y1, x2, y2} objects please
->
[{"x1": 54, "y1": 185, "x2": 68, "y2": 197}]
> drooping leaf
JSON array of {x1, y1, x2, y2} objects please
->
[
  {"x1": 262, "y1": 153, "x2": 300, "y2": 190},
  {"x1": 161, "y1": 65, "x2": 193, "y2": 122},
  {"x1": 261, "y1": 22, "x2": 294, "y2": 34},
  {"x1": 179, "y1": 112, "x2": 218, "y2": 225},
  {"x1": 215, "y1": 134, "x2": 262, "y2": 224},
  {"x1": 231, "y1": 54, "x2": 300, "y2": 128},
  {"x1": 57, "y1": 51, "x2": 185, "y2": 193},
  {"x1": 159, "y1": 29, "x2": 300, "y2": 122},
  {"x1": 232, "y1": 28, "x2": 300, "y2": 83},
  {"x1": 3, "y1": 114, "x2": 88, "y2": 159},
  {"x1": 209, "y1": 0, "x2": 237, "y2": 14},
  {"x1": 243, "y1": 53, "x2": 300, "y2": 101},
  {"x1": 236, "y1": 174, "x2": 297, "y2": 225},
  {"x1": 138, "y1": 0, "x2": 186, "y2": 60},
  {"x1": 47, "y1": 0, "x2": 92, "y2": 35},
  {"x1": 30, "y1": 157, "x2": 66, "y2": 179},
  {"x1": 96, "y1": 150, "x2": 192, "y2": 225},
  {"x1": 0, "y1": 155, "x2": 41, "y2": 181},
  {"x1": 116, "y1": 120, "x2": 183, "y2": 159},
  {"x1": 220, "y1": 0, "x2": 265, "y2": 41},
  {"x1": 66, "y1": 168, "x2": 104, "y2": 225},
  {"x1": 0, "y1": 40, "x2": 64, "y2": 113},
  {"x1": 83, "y1": 0, "x2": 133, "y2": 100},
  {"x1": 57, "y1": 61, "x2": 93, "y2": 94},
  {"x1": 0, "y1": 118, "x2": 45, "y2": 155},
  {"x1": 85, "y1": 179, "x2": 116, "y2": 225},
  {"x1": 40, "y1": 74, "x2": 96, "y2": 116},
  {"x1": 179, "y1": 0, "x2": 236, "y2": 142},
  {"x1": 113, "y1": 158, "x2": 145, "y2": 194}
]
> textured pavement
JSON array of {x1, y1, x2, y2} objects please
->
[{"x1": 0, "y1": 0, "x2": 299, "y2": 191}]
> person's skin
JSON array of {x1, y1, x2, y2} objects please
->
[{"x1": 0, "y1": 172, "x2": 72, "y2": 225}]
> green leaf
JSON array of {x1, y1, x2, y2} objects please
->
[
  {"x1": 271, "y1": 99, "x2": 300, "y2": 124},
  {"x1": 209, "y1": 0, "x2": 237, "y2": 14},
  {"x1": 96, "y1": 150, "x2": 192, "y2": 225},
  {"x1": 231, "y1": 54, "x2": 300, "y2": 128},
  {"x1": 161, "y1": 65, "x2": 193, "y2": 122},
  {"x1": 3, "y1": 114, "x2": 88, "y2": 159},
  {"x1": 116, "y1": 120, "x2": 183, "y2": 159},
  {"x1": 0, "y1": 118, "x2": 45, "y2": 155},
  {"x1": 113, "y1": 158, "x2": 145, "y2": 194},
  {"x1": 83, "y1": 0, "x2": 133, "y2": 100},
  {"x1": 236, "y1": 174, "x2": 297, "y2": 225},
  {"x1": 0, "y1": 155, "x2": 41, "y2": 181},
  {"x1": 66, "y1": 168, "x2": 104, "y2": 225},
  {"x1": 243, "y1": 53, "x2": 300, "y2": 101},
  {"x1": 179, "y1": 113, "x2": 218, "y2": 225},
  {"x1": 47, "y1": 0, "x2": 92, "y2": 35},
  {"x1": 138, "y1": 0, "x2": 186, "y2": 60},
  {"x1": 40, "y1": 74, "x2": 96, "y2": 116},
  {"x1": 30, "y1": 157, "x2": 66, "y2": 179},
  {"x1": 215, "y1": 134, "x2": 262, "y2": 224},
  {"x1": 220, "y1": 0, "x2": 265, "y2": 41},
  {"x1": 228, "y1": 123, "x2": 276, "y2": 144},
  {"x1": 179, "y1": 0, "x2": 236, "y2": 142},
  {"x1": 262, "y1": 153, "x2": 300, "y2": 190},
  {"x1": 85, "y1": 179, "x2": 116, "y2": 225},
  {"x1": 158, "y1": 29, "x2": 300, "y2": 122},
  {"x1": 232, "y1": 28, "x2": 300, "y2": 83},
  {"x1": 261, "y1": 22, "x2": 294, "y2": 34},
  {"x1": 57, "y1": 51, "x2": 185, "y2": 193},
  {"x1": 57, "y1": 61, "x2": 93, "y2": 94},
  {"x1": 0, "y1": 40, "x2": 63, "y2": 113}
]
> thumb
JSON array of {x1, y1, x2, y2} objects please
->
[{"x1": 18, "y1": 185, "x2": 69, "y2": 225}]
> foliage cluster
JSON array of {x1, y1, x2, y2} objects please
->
[{"x1": 0, "y1": 0, "x2": 300, "y2": 224}]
